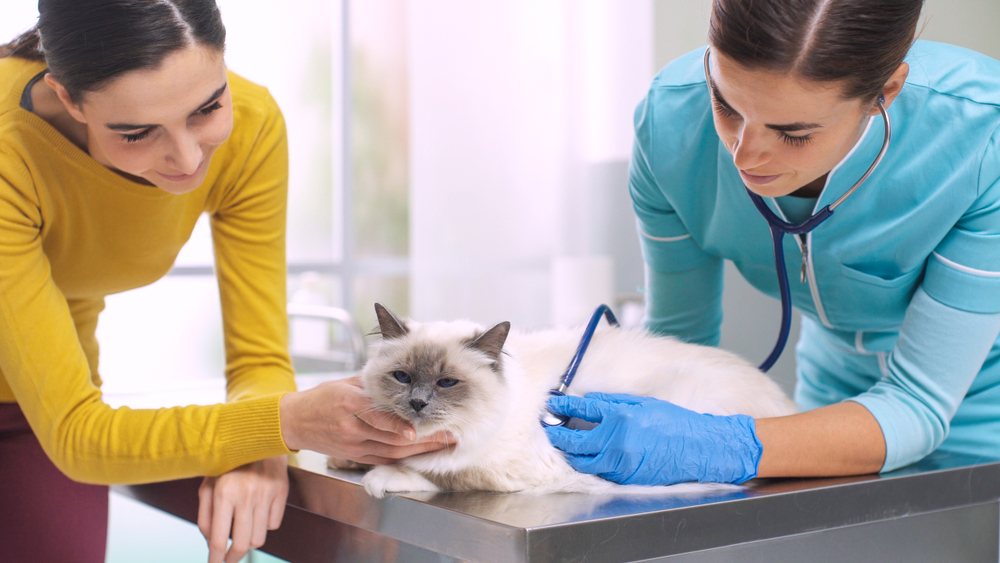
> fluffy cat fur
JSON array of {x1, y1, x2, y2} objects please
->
[{"x1": 330, "y1": 304, "x2": 797, "y2": 498}]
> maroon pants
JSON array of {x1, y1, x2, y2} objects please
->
[{"x1": 0, "y1": 403, "x2": 108, "y2": 563}]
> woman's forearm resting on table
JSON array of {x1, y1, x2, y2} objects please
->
[{"x1": 754, "y1": 401, "x2": 886, "y2": 478}]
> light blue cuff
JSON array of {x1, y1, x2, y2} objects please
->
[
  {"x1": 848, "y1": 390, "x2": 932, "y2": 472},
  {"x1": 848, "y1": 287, "x2": 1000, "y2": 472}
]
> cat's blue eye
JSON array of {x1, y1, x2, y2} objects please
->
[
  {"x1": 437, "y1": 378, "x2": 459, "y2": 388},
  {"x1": 392, "y1": 370, "x2": 411, "y2": 384}
]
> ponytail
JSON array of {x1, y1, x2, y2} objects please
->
[{"x1": 0, "y1": 26, "x2": 44, "y2": 61}]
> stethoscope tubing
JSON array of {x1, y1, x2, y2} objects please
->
[
  {"x1": 703, "y1": 47, "x2": 893, "y2": 372},
  {"x1": 555, "y1": 304, "x2": 620, "y2": 394},
  {"x1": 541, "y1": 304, "x2": 620, "y2": 427},
  {"x1": 750, "y1": 100, "x2": 890, "y2": 372}
]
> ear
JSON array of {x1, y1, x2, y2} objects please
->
[
  {"x1": 43, "y1": 74, "x2": 87, "y2": 124},
  {"x1": 467, "y1": 321, "x2": 510, "y2": 367},
  {"x1": 374, "y1": 303, "x2": 409, "y2": 340},
  {"x1": 868, "y1": 62, "x2": 909, "y2": 115}
]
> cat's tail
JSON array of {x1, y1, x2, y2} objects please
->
[{"x1": 526, "y1": 470, "x2": 741, "y2": 496}]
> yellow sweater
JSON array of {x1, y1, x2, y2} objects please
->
[{"x1": 0, "y1": 57, "x2": 296, "y2": 484}]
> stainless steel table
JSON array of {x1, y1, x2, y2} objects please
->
[{"x1": 115, "y1": 449, "x2": 1000, "y2": 563}]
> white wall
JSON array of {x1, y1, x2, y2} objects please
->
[
  {"x1": 408, "y1": 0, "x2": 654, "y2": 329},
  {"x1": 920, "y1": 0, "x2": 1000, "y2": 59}
]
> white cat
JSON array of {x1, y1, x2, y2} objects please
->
[{"x1": 331, "y1": 304, "x2": 797, "y2": 498}]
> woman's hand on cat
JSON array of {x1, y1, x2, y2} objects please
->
[
  {"x1": 279, "y1": 375, "x2": 455, "y2": 464},
  {"x1": 197, "y1": 455, "x2": 288, "y2": 563},
  {"x1": 544, "y1": 392, "x2": 762, "y2": 486}
]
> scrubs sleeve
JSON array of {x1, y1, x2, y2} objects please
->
[
  {"x1": 848, "y1": 287, "x2": 1000, "y2": 472},
  {"x1": 850, "y1": 127, "x2": 1000, "y2": 471},
  {"x1": 629, "y1": 94, "x2": 723, "y2": 346},
  {"x1": 642, "y1": 261, "x2": 724, "y2": 347},
  {"x1": 922, "y1": 123, "x2": 1000, "y2": 313}
]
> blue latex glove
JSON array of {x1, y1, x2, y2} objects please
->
[{"x1": 544, "y1": 392, "x2": 762, "y2": 485}]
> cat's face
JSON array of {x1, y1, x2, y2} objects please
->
[{"x1": 361, "y1": 304, "x2": 511, "y2": 437}]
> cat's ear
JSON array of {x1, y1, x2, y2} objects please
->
[
  {"x1": 467, "y1": 321, "x2": 510, "y2": 369},
  {"x1": 374, "y1": 303, "x2": 409, "y2": 340}
]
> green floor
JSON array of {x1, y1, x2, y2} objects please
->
[{"x1": 106, "y1": 492, "x2": 287, "y2": 563}]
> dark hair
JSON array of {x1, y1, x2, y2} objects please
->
[
  {"x1": 1, "y1": 0, "x2": 226, "y2": 103},
  {"x1": 709, "y1": 0, "x2": 923, "y2": 101}
]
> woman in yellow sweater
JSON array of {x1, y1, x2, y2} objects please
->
[{"x1": 0, "y1": 2, "x2": 450, "y2": 562}]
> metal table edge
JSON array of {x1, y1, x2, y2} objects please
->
[
  {"x1": 520, "y1": 459, "x2": 1000, "y2": 563},
  {"x1": 286, "y1": 462, "x2": 530, "y2": 563}
]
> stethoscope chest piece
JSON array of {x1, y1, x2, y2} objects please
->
[
  {"x1": 540, "y1": 304, "x2": 619, "y2": 427},
  {"x1": 540, "y1": 393, "x2": 570, "y2": 427}
]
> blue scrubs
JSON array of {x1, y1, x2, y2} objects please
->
[{"x1": 632, "y1": 41, "x2": 1000, "y2": 472}]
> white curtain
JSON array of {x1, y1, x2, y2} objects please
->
[{"x1": 408, "y1": 0, "x2": 654, "y2": 328}]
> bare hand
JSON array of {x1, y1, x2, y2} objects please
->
[
  {"x1": 197, "y1": 456, "x2": 289, "y2": 563},
  {"x1": 279, "y1": 375, "x2": 454, "y2": 464}
]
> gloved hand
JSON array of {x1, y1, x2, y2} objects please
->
[{"x1": 544, "y1": 392, "x2": 761, "y2": 486}]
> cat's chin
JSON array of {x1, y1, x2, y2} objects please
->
[{"x1": 412, "y1": 420, "x2": 459, "y2": 439}]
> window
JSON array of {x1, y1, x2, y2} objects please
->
[{"x1": 95, "y1": 0, "x2": 411, "y2": 390}]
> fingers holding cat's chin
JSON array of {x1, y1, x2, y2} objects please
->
[
  {"x1": 355, "y1": 409, "x2": 457, "y2": 447},
  {"x1": 358, "y1": 438, "x2": 457, "y2": 462},
  {"x1": 356, "y1": 406, "x2": 419, "y2": 441}
]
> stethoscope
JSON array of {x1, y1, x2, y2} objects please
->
[
  {"x1": 541, "y1": 304, "x2": 619, "y2": 427},
  {"x1": 702, "y1": 48, "x2": 893, "y2": 372},
  {"x1": 539, "y1": 52, "x2": 894, "y2": 427}
]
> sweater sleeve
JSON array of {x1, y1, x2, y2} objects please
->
[
  {"x1": 630, "y1": 92, "x2": 724, "y2": 346},
  {"x1": 66, "y1": 297, "x2": 106, "y2": 389},
  {"x1": 210, "y1": 88, "x2": 296, "y2": 403},
  {"x1": 0, "y1": 141, "x2": 291, "y2": 488}
]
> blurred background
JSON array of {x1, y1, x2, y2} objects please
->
[{"x1": 2, "y1": 0, "x2": 998, "y2": 561}]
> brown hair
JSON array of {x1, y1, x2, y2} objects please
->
[
  {"x1": 0, "y1": 27, "x2": 44, "y2": 60},
  {"x1": 708, "y1": 0, "x2": 923, "y2": 101},
  {"x1": 1, "y1": 0, "x2": 226, "y2": 103}
]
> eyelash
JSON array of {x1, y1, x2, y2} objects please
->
[
  {"x1": 711, "y1": 99, "x2": 814, "y2": 147},
  {"x1": 712, "y1": 99, "x2": 736, "y2": 119},
  {"x1": 198, "y1": 101, "x2": 223, "y2": 116},
  {"x1": 779, "y1": 132, "x2": 813, "y2": 147},
  {"x1": 119, "y1": 101, "x2": 224, "y2": 144},
  {"x1": 121, "y1": 129, "x2": 151, "y2": 144}
]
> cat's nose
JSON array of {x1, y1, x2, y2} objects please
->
[{"x1": 410, "y1": 399, "x2": 428, "y2": 413}]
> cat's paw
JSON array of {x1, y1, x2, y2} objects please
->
[
  {"x1": 327, "y1": 456, "x2": 372, "y2": 471},
  {"x1": 362, "y1": 465, "x2": 440, "y2": 499}
]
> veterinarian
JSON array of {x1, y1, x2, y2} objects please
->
[
  {"x1": 546, "y1": 0, "x2": 1000, "y2": 487},
  {"x1": 0, "y1": 2, "x2": 451, "y2": 562}
]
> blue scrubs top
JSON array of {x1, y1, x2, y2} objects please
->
[{"x1": 632, "y1": 41, "x2": 1000, "y2": 472}]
